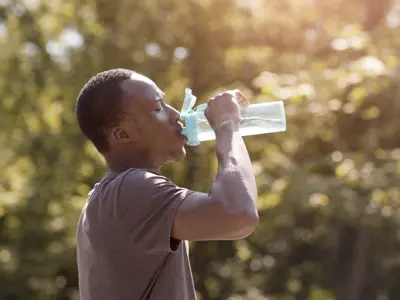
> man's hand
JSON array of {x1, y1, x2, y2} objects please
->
[{"x1": 204, "y1": 90, "x2": 247, "y2": 130}]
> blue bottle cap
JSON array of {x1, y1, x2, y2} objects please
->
[
  {"x1": 180, "y1": 88, "x2": 200, "y2": 146},
  {"x1": 182, "y1": 113, "x2": 200, "y2": 146}
]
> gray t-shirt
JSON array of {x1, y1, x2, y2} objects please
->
[{"x1": 76, "y1": 168, "x2": 197, "y2": 300}]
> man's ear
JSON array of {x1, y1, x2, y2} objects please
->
[{"x1": 109, "y1": 126, "x2": 134, "y2": 144}]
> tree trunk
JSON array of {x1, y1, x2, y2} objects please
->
[{"x1": 335, "y1": 226, "x2": 369, "y2": 300}]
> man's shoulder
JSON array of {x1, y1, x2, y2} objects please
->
[
  {"x1": 94, "y1": 168, "x2": 162, "y2": 190},
  {"x1": 115, "y1": 168, "x2": 191, "y2": 213},
  {"x1": 114, "y1": 168, "x2": 177, "y2": 190}
]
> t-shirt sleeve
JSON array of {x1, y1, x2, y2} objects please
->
[{"x1": 116, "y1": 169, "x2": 194, "y2": 253}]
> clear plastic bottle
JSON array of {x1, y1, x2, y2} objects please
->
[{"x1": 180, "y1": 88, "x2": 286, "y2": 146}]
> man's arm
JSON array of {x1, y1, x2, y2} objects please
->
[{"x1": 171, "y1": 93, "x2": 259, "y2": 241}]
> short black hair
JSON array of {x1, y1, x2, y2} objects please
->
[{"x1": 75, "y1": 68, "x2": 134, "y2": 153}]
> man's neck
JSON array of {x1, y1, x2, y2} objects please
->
[{"x1": 104, "y1": 152, "x2": 159, "y2": 174}]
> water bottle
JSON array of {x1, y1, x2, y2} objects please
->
[{"x1": 180, "y1": 88, "x2": 286, "y2": 146}]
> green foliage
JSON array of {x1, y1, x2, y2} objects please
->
[{"x1": 1, "y1": 0, "x2": 400, "y2": 299}]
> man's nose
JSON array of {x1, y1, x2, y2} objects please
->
[{"x1": 167, "y1": 104, "x2": 181, "y2": 123}]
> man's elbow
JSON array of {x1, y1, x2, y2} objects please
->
[{"x1": 232, "y1": 210, "x2": 259, "y2": 239}]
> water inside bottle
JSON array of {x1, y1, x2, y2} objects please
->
[
  {"x1": 181, "y1": 100, "x2": 286, "y2": 143},
  {"x1": 196, "y1": 117, "x2": 285, "y2": 142}
]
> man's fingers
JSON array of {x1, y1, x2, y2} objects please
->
[
  {"x1": 230, "y1": 89, "x2": 249, "y2": 107},
  {"x1": 213, "y1": 90, "x2": 250, "y2": 107}
]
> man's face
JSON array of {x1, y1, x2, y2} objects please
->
[{"x1": 114, "y1": 74, "x2": 187, "y2": 167}]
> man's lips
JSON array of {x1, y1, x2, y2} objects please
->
[{"x1": 176, "y1": 126, "x2": 188, "y2": 141}]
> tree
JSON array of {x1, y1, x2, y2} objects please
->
[{"x1": 1, "y1": 0, "x2": 399, "y2": 299}]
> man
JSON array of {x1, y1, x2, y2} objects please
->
[{"x1": 75, "y1": 68, "x2": 259, "y2": 300}]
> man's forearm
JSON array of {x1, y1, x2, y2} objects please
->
[{"x1": 212, "y1": 121, "x2": 258, "y2": 215}]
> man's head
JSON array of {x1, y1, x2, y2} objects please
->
[{"x1": 75, "y1": 68, "x2": 187, "y2": 170}]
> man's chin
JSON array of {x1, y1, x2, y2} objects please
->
[
  {"x1": 175, "y1": 146, "x2": 187, "y2": 161},
  {"x1": 165, "y1": 146, "x2": 186, "y2": 164}
]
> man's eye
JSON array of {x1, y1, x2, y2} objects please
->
[{"x1": 155, "y1": 107, "x2": 163, "y2": 112}]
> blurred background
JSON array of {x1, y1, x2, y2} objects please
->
[{"x1": 1, "y1": 0, "x2": 400, "y2": 299}]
